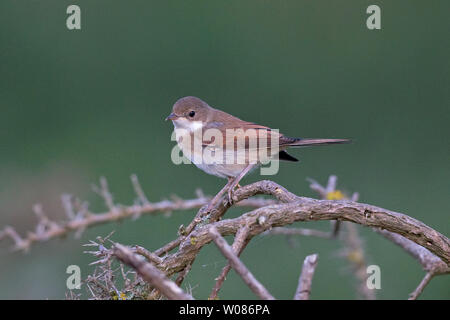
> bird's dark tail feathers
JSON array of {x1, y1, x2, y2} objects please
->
[{"x1": 285, "y1": 138, "x2": 351, "y2": 147}]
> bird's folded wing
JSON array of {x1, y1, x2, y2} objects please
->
[{"x1": 201, "y1": 120, "x2": 282, "y2": 151}]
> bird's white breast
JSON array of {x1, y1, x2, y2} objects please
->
[{"x1": 172, "y1": 119, "x2": 204, "y2": 166}]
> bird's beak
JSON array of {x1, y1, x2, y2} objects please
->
[{"x1": 165, "y1": 113, "x2": 178, "y2": 121}]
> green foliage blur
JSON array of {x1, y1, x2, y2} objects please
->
[{"x1": 0, "y1": 0, "x2": 449, "y2": 299}]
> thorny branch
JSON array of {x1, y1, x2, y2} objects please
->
[
  {"x1": 112, "y1": 243, "x2": 194, "y2": 300},
  {"x1": 0, "y1": 175, "x2": 275, "y2": 252},
  {"x1": 1, "y1": 174, "x2": 449, "y2": 300}
]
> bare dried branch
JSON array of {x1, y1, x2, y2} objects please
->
[
  {"x1": 175, "y1": 261, "x2": 193, "y2": 287},
  {"x1": 374, "y1": 228, "x2": 449, "y2": 275},
  {"x1": 133, "y1": 245, "x2": 163, "y2": 265},
  {"x1": 309, "y1": 176, "x2": 449, "y2": 300},
  {"x1": 408, "y1": 272, "x2": 435, "y2": 300},
  {"x1": 294, "y1": 254, "x2": 319, "y2": 300},
  {"x1": 159, "y1": 180, "x2": 449, "y2": 281},
  {"x1": 0, "y1": 177, "x2": 274, "y2": 252},
  {"x1": 265, "y1": 227, "x2": 332, "y2": 239},
  {"x1": 209, "y1": 226, "x2": 275, "y2": 300},
  {"x1": 209, "y1": 225, "x2": 251, "y2": 299},
  {"x1": 374, "y1": 228, "x2": 449, "y2": 300},
  {"x1": 92, "y1": 177, "x2": 117, "y2": 212}
]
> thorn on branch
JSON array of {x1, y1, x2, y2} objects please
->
[
  {"x1": 0, "y1": 226, "x2": 28, "y2": 252},
  {"x1": 130, "y1": 174, "x2": 151, "y2": 206},
  {"x1": 61, "y1": 194, "x2": 76, "y2": 220},
  {"x1": 92, "y1": 177, "x2": 118, "y2": 212}
]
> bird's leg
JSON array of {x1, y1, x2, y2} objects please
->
[
  {"x1": 206, "y1": 177, "x2": 235, "y2": 211},
  {"x1": 227, "y1": 163, "x2": 256, "y2": 204}
]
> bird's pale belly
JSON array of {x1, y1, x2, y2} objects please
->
[
  {"x1": 175, "y1": 127, "x2": 278, "y2": 179},
  {"x1": 178, "y1": 140, "x2": 257, "y2": 178},
  {"x1": 194, "y1": 161, "x2": 252, "y2": 179},
  {"x1": 183, "y1": 146, "x2": 276, "y2": 179}
]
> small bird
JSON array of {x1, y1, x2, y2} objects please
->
[{"x1": 166, "y1": 96, "x2": 349, "y2": 205}]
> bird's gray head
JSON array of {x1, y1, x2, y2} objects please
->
[{"x1": 165, "y1": 96, "x2": 211, "y2": 125}]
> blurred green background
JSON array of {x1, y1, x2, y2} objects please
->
[{"x1": 0, "y1": 0, "x2": 449, "y2": 299}]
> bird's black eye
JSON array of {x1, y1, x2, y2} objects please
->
[{"x1": 188, "y1": 111, "x2": 196, "y2": 117}]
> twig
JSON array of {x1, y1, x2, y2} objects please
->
[
  {"x1": 130, "y1": 174, "x2": 150, "y2": 205},
  {"x1": 133, "y1": 245, "x2": 163, "y2": 265},
  {"x1": 175, "y1": 261, "x2": 193, "y2": 287},
  {"x1": 294, "y1": 254, "x2": 319, "y2": 300},
  {"x1": 92, "y1": 177, "x2": 117, "y2": 212},
  {"x1": 154, "y1": 237, "x2": 184, "y2": 257},
  {"x1": 408, "y1": 272, "x2": 435, "y2": 300},
  {"x1": 209, "y1": 226, "x2": 275, "y2": 300},
  {"x1": 209, "y1": 225, "x2": 251, "y2": 299}
]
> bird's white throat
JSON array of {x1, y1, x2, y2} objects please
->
[{"x1": 172, "y1": 118, "x2": 203, "y2": 132}]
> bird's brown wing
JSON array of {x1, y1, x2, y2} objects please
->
[
  {"x1": 202, "y1": 113, "x2": 349, "y2": 149},
  {"x1": 201, "y1": 118, "x2": 281, "y2": 151}
]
